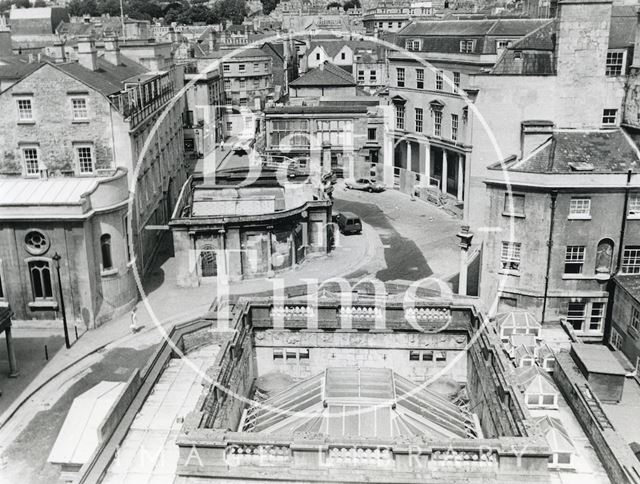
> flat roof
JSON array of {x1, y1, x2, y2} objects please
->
[
  {"x1": 572, "y1": 343, "x2": 627, "y2": 376},
  {"x1": 0, "y1": 177, "x2": 101, "y2": 206}
]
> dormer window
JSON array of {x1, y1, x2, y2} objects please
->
[{"x1": 459, "y1": 40, "x2": 475, "y2": 53}]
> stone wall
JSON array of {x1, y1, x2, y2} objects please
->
[
  {"x1": 0, "y1": 63, "x2": 118, "y2": 175},
  {"x1": 253, "y1": 329, "x2": 468, "y2": 382}
]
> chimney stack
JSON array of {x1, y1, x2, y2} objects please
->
[
  {"x1": 50, "y1": 41, "x2": 67, "y2": 63},
  {"x1": 0, "y1": 25, "x2": 11, "y2": 57},
  {"x1": 77, "y1": 35, "x2": 98, "y2": 71},
  {"x1": 103, "y1": 35, "x2": 122, "y2": 66}
]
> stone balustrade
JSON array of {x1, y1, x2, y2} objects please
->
[
  {"x1": 404, "y1": 307, "x2": 451, "y2": 323},
  {"x1": 338, "y1": 306, "x2": 384, "y2": 321},
  {"x1": 271, "y1": 305, "x2": 316, "y2": 320}
]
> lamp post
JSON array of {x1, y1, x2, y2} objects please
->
[
  {"x1": 52, "y1": 252, "x2": 71, "y2": 349},
  {"x1": 456, "y1": 225, "x2": 474, "y2": 296}
]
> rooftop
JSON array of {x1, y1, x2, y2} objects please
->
[
  {"x1": 500, "y1": 129, "x2": 640, "y2": 174},
  {"x1": 0, "y1": 176, "x2": 106, "y2": 206},
  {"x1": 398, "y1": 18, "x2": 548, "y2": 37},
  {"x1": 290, "y1": 61, "x2": 356, "y2": 87},
  {"x1": 571, "y1": 343, "x2": 627, "y2": 376},
  {"x1": 55, "y1": 56, "x2": 148, "y2": 97}
]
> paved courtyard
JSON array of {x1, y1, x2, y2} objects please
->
[{"x1": 333, "y1": 181, "x2": 464, "y2": 282}]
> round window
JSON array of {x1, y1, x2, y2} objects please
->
[{"x1": 25, "y1": 230, "x2": 50, "y2": 256}]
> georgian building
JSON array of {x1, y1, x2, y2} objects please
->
[
  {"x1": 482, "y1": 128, "x2": 640, "y2": 342},
  {"x1": 0, "y1": 36, "x2": 187, "y2": 328},
  {"x1": 387, "y1": 18, "x2": 547, "y2": 207}
]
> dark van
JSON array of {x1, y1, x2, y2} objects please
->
[{"x1": 335, "y1": 212, "x2": 362, "y2": 235}]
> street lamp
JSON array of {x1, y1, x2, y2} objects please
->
[{"x1": 51, "y1": 252, "x2": 71, "y2": 349}]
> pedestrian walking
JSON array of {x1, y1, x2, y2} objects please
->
[{"x1": 130, "y1": 307, "x2": 140, "y2": 333}]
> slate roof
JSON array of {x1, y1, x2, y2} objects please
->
[
  {"x1": 615, "y1": 275, "x2": 640, "y2": 303},
  {"x1": 504, "y1": 129, "x2": 640, "y2": 174},
  {"x1": 290, "y1": 61, "x2": 355, "y2": 87},
  {"x1": 399, "y1": 19, "x2": 547, "y2": 37},
  {"x1": 55, "y1": 55, "x2": 148, "y2": 97},
  {"x1": 0, "y1": 56, "x2": 43, "y2": 81}
]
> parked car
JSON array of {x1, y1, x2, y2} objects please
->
[
  {"x1": 345, "y1": 178, "x2": 385, "y2": 192},
  {"x1": 335, "y1": 212, "x2": 362, "y2": 235}
]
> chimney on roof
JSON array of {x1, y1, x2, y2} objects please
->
[
  {"x1": 51, "y1": 40, "x2": 66, "y2": 63},
  {"x1": 103, "y1": 35, "x2": 122, "y2": 66},
  {"x1": 77, "y1": 35, "x2": 98, "y2": 71},
  {"x1": 0, "y1": 24, "x2": 10, "y2": 57}
]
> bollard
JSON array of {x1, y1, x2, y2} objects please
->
[
  {"x1": 44, "y1": 345, "x2": 49, "y2": 361},
  {"x1": 75, "y1": 326, "x2": 78, "y2": 340}
]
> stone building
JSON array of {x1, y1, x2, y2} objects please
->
[
  {"x1": 181, "y1": 60, "x2": 225, "y2": 159},
  {"x1": 481, "y1": 128, "x2": 640, "y2": 342},
  {"x1": 387, "y1": 18, "x2": 548, "y2": 209},
  {"x1": 170, "y1": 165, "x2": 332, "y2": 286},
  {"x1": 288, "y1": 61, "x2": 358, "y2": 102},
  {"x1": 175, "y1": 292, "x2": 553, "y2": 483},
  {"x1": 218, "y1": 47, "x2": 274, "y2": 110},
  {"x1": 467, "y1": 1, "x2": 635, "y2": 229},
  {"x1": 263, "y1": 102, "x2": 388, "y2": 178},
  {"x1": 0, "y1": 36, "x2": 188, "y2": 327}
]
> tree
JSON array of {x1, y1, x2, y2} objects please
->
[
  {"x1": 261, "y1": 0, "x2": 279, "y2": 15},
  {"x1": 13, "y1": 0, "x2": 30, "y2": 7},
  {"x1": 343, "y1": 0, "x2": 360, "y2": 9},
  {"x1": 212, "y1": 0, "x2": 246, "y2": 24},
  {"x1": 327, "y1": 1, "x2": 341, "y2": 8},
  {"x1": 67, "y1": 0, "x2": 99, "y2": 15},
  {"x1": 33, "y1": 0, "x2": 47, "y2": 6}
]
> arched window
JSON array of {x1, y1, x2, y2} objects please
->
[
  {"x1": 100, "y1": 234, "x2": 113, "y2": 270},
  {"x1": 28, "y1": 259, "x2": 53, "y2": 300},
  {"x1": 596, "y1": 239, "x2": 614, "y2": 274}
]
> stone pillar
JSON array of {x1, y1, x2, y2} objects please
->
[
  {"x1": 173, "y1": 229, "x2": 199, "y2": 287},
  {"x1": 322, "y1": 144, "x2": 331, "y2": 174},
  {"x1": 5, "y1": 326, "x2": 18, "y2": 378},
  {"x1": 226, "y1": 227, "x2": 243, "y2": 281},
  {"x1": 457, "y1": 154, "x2": 464, "y2": 202},
  {"x1": 406, "y1": 140, "x2": 412, "y2": 171},
  {"x1": 442, "y1": 149, "x2": 448, "y2": 194},
  {"x1": 424, "y1": 142, "x2": 431, "y2": 187}
]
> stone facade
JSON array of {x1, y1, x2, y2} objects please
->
[
  {"x1": 467, "y1": 0, "x2": 628, "y2": 228},
  {"x1": 482, "y1": 164, "x2": 640, "y2": 341},
  {"x1": 0, "y1": 59, "x2": 188, "y2": 325}
]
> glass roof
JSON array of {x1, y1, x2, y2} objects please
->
[{"x1": 242, "y1": 368, "x2": 478, "y2": 440}]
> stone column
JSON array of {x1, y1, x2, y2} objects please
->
[
  {"x1": 226, "y1": 227, "x2": 243, "y2": 281},
  {"x1": 457, "y1": 154, "x2": 464, "y2": 202},
  {"x1": 424, "y1": 142, "x2": 431, "y2": 187},
  {"x1": 442, "y1": 149, "x2": 448, "y2": 194},
  {"x1": 173, "y1": 229, "x2": 199, "y2": 287},
  {"x1": 5, "y1": 326, "x2": 18, "y2": 378},
  {"x1": 406, "y1": 140, "x2": 412, "y2": 171}
]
